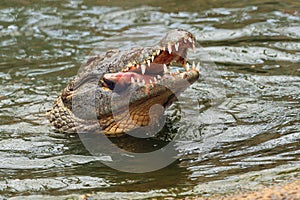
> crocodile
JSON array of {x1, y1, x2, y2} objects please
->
[{"x1": 47, "y1": 29, "x2": 200, "y2": 136}]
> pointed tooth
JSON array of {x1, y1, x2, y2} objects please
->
[
  {"x1": 154, "y1": 77, "x2": 157, "y2": 82},
  {"x1": 188, "y1": 38, "x2": 193, "y2": 43},
  {"x1": 168, "y1": 43, "x2": 172, "y2": 54},
  {"x1": 196, "y1": 62, "x2": 200, "y2": 70},
  {"x1": 163, "y1": 64, "x2": 169, "y2": 73},
  {"x1": 156, "y1": 49, "x2": 160, "y2": 55},
  {"x1": 157, "y1": 75, "x2": 162, "y2": 79},
  {"x1": 192, "y1": 44, "x2": 196, "y2": 53},
  {"x1": 131, "y1": 77, "x2": 135, "y2": 83},
  {"x1": 150, "y1": 79, "x2": 153, "y2": 84},
  {"x1": 141, "y1": 65, "x2": 146, "y2": 75},
  {"x1": 161, "y1": 46, "x2": 165, "y2": 51},
  {"x1": 175, "y1": 43, "x2": 179, "y2": 51},
  {"x1": 122, "y1": 67, "x2": 129, "y2": 72},
  {"x1": 192, "y1": 61, "x2": 196, "y2": 70},
  {"x1": 176, "y1": 69, "x2": 180, "y2": 73},
  {"x1": 136, "y1": 64, "x2": 140, "y2": 69},
  {"x1": 184, "y1": 38, "x2": 187, "y2": 43},
  {"x1": 142, "y1": 79, "x2": 145, "y2": 85},
  {"x1": 186, "y1": 63, "x2": 190, "y2": 71},
  {"x1": 137, "y1": 78, "x2": 140, "y2": 83},
  {"x1": 147, "y1": 60, "x2": 151, "y2": 67},
  {"x1": 151, "y1": 55, "x2": 155, "y2": 62}
]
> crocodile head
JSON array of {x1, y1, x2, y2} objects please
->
[{"x1": 47, "y1": 29, "x2": 200, "y2": 136}]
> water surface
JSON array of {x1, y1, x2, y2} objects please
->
[{"x1": 0, "y1": 0, "x2": 299, "y2": 199}]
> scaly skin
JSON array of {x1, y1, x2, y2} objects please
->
[{"x1": 47, "y1": 29, "x2": 200, "y2": 136}]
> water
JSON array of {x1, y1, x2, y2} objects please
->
[{"x1": 0, "y1": 0, "x2": 299, "y2": 199}]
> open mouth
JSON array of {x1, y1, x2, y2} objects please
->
[{"x1": 102, "y1": 35, "x2": 199, "y2": 91}]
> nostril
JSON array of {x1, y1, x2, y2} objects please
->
[
  {"x1": 103, "y1": 75, "x2": 131, "y2": 94},
  {"x1": 103, "y1": 77, "x2": 116, "y2": 90}
]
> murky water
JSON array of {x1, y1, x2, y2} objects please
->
[{"x1": 0, "y1": 0, "x2": 299, "y2": 199}]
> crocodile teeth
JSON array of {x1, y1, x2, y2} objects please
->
[
  {"x1": 176, "y1": 69, "x2": 180, "y2": 73},
  {"x1": 163, "y1": 64, "x2": 169, "y2": 74},
  {"x1": 136, "y1": 64, "x2": 140, "y2": 69},
  {"x1": 131, "y1": 77, "x2": 135, "y2": 83},
  {"x1": 149, "y1": 79, "x2": 153, "y2": 84},
  {"x1": 127, "y1": 62, "x2": 133, "y2": 67},
  {"x1": 192, "y1": 61, "x2": 196, "y2": 70},
  {"x1": 156, "y1": 49, "x2": 160, "y2": 55},
  {"x1": 122, "y1": 67, "x2": 129, "y2": 72},
  {"x1": 137, "y1": 78, "x2": 140, "y2": 83},
  {"x1": 141, "y1": 64, "x2": 146, "y2": 75},
  {"x1": 154, "y1": 77, "x2": 157, "y2": 82},
  {"x1": 192, "y1": 43, "x2": 196, "y2": 53},
  {"x1": 157, "y1": 75, "x2": 162, "y2": 79},
  {"x1": 142, "y1": 79, "x2": 145, "y2": 85},
  {"x1": 147, "y1": 60, "x2": 151, "y2": 67},
  {"x1": 188, "y1": 38, "x2": 193, "y2": 43},
  {"x1": 186, "y1": 63, "x2": 190, "y2": 71},
  {"x1": 151, "y1": 55, "x2": 155, "y2": 62},
  {"x1": 168, "y1": 43, "x2": 172, "y2": 54},
  {"x1": 196, "y1": 62, "x2": 200, "y2": 70},
  {"x1": 183, "y1": 38, "x2": 187, "y2": 43},
  {"x1": 175, "y1": 43, "x2": 179, "y2": 51},
  {"x1": 161, "y1": 46, "x2": 165, "y2": 51}
]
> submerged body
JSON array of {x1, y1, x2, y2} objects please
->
[{"x1": 47, "y1": 29, "x2": 199, "y2": 136}]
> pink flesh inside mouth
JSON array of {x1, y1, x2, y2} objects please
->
[
  {"x1": 102, "y1": 38, "x2": 196, "y2": 90},
  {"x1": 103, "y1": 72, "x2": 158, "y2": 87},
  {"x1": 103, "y1": 61, "x2": 183, "y2": 89}
]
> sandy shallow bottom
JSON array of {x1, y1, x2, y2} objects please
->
[{"x1": 188, "y1": 179, "x2": 300, "y2": 200}]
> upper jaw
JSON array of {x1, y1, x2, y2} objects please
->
[{"x1": 123, "y1": 30, "x2": 196, "y2": 75}]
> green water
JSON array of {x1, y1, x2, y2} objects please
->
[{"x1": 0, "y1": 0, "x2": 299, "y2": 199}]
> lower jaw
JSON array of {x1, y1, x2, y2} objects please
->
[{"x1": 99, "y1": 93, "x2": 173, "y2": 135}]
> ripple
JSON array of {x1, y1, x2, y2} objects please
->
[
  {"x1": 0, "y1": 176, "x2": 110, "y2": 194},
  {"x1": 203, "y1": 46, "x2": 300, "y2": 64},
  {"x1": 0, "y1": 1, "x2": 300, "y2": 198},
  {"x1": 0, "y1": 153, "x2": 110, "y2": 169}
]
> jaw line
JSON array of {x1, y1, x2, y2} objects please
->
[{"x1": 102, "y1": 42, "x2": 195, "y2": 91}]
